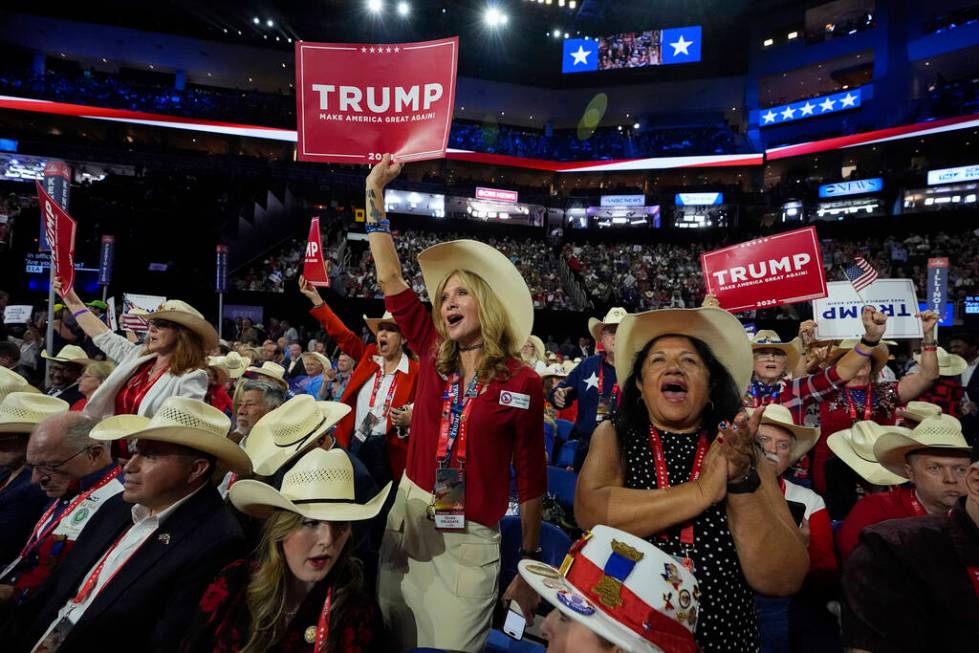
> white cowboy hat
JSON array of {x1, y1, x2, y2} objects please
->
[
  {"x1": 40, "y1": 345, "x2": 98, "y2": 367},
  {"x1": 230, "y1": 447, "x2": 392, "y2": 522},
  {"x1": 749, "y1": 404, "x2": 819, "y2": 463},
  {"x1": 243, "y1": 395, "x2": 352, "y2": 477},
  {"x1": 300, "y1": 351, "x2": 333, "y2": 371},
  {"x1": 0, "y1": 367, "x2": 40, "y2": 403},
  {"x1": 131, "y1": 299, "x2": 219, "y2": 351},
  {"x1": 874, "y1": 414, "x2": 972, "y2": 478},
  {"x1": 750, "y1": 330, "x2": 800, "y2": 374},
  {"x1": 207, "y1": 351, "x2": 247, "y2": 381},
  {"x1": 519, "y1": 524, "x2": 699, "y2": 653},
  {"x1": 900, "y1": 401, "x2": 942, "y2": 425},
  {"x1": 363, "y1": 311, "x2": 399, "y2": 336},
  {"x1": 0, "y1": 392, "x2": 70, "y2": 433},
  {"x1": 827, "y1": 421, "x2": 909, "y2": 486},
  {"x1": 90, "y1": 414, "x2": 152, "y2": 441},
  {"x1": 588, "y1": 307, "x2": 628, "y2": 343},
  {"x1": 242, "y1": 362, "x2": 288, "y2": 389},
  {"x1": 615, "y1": 307, "x2": 754, "y2": 396},
  {"x1": 913, "y1": 347, "x2": 968, "y2": 377},
  {"x1": 91, "y1": 396, "x2": 252, "y2": 475},
  {"x1": 417, "y1": 239, "x2": 534, "y2": 353},
  {"x1": 541, "y1": 363, "x2": 568, "y2": 379}
]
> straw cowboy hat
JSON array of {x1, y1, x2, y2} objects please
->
[
  {"x1": 131, "y1": 299, "x2": 219, "y2": 351},
  {"x1": 91, "y1": 396, "x2": 252, "y2": 475},
  {"x1": 90, "y1": 414, "x2": 154, "y2": 441},
  {"x1": 541, "y1": 363, "x2": 568, "y2": 380},
  {"x1": 900, "y1": 401, "x2": 942, "y2": 425},
  {"x1": 0, "y1": 392, "x2": 70, "y2": 433},
  {"x1": 561, "y1": 360, "x2": 577, "y2": 374},
  {"x1": 230, "y1": 447, "x2": 392, "y2": 522},
  {"x1": 750, "y1": 330, "x2": 800, "y2": 373},
  {"x1": 207, "y1": 352, "x2": 247, "y2": 381},
  {"x1": 40, "y1": 345, "x2": 98, "y2": 367},
  {"x1": 0, "y1": 367, "x2": 40, "y2": 402},
  {"x1": 300, "y1": 351, "x2": 333, "y2": 372},
  {"x1": 615, "y1": 307, "x2": 754, "y2": 396},
  {"x1": 525, "y1": 335, "x2": 546, "y2": 361},
  {"x1": 243, "y1": 395, "x2": 352, "y2": 477},
  {"x1": 242, "y1": 361, "x2": 288, "y2": 389},
  {"x1": 363, "y1": 311, "x2": 399, "y2": 336},
  {"x1": 588, "y1": 307, "x2": 628, "y2": 343},
  {"x1": 417, "y1": 239, "x2": 534, "y2": 353},
  {"x1": 519, "y1": 524, "x2": 700, "y2": 653},
  {"x1": 913, "y1": 347, "x2": 968, "y2": 377},
  {"x1": 749, "y1": 404, "x2": 819, "y2": 464},
  {"x1": 874, "y1": 414, "x2": 972, "y2": 479},
  {"x1": 827, "y1": 420, "x2": 909, "y2": 486}
]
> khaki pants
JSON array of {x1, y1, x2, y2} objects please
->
[{"x1": 378, "y1": 474, "x2": 501, "y2": 652}]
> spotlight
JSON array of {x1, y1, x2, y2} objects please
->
[
  {"x1": 633, "y1": 122, "x2": 640, "y2": 129},
  {"x1": 787, "y1": 31, "x2": 798, "y2": 40},
  {"x1": 552, "y1": 29, "x2": 562, "y2": 38},
  {"x1": 397, "y1": 1, "x2": 409, "y2": 15},
  {"x1": 763, "y1": 38, "x2": 774, "y2": 47},
  {"x1": 367, "y1": 0, "x2": 383, "y2": 13},
  {"x1": 484, "y1": 7, "x2": 507, "y2": 27},
  {"x1": 569, "y1": 0, "x2": 576, "y2": 7},
  {"x1": 252, "y1": 17, "x2": 260, "y2": 25},
  {"x1": 564, "y1": 32, "x2": 570, "y2": 38},
  {"x1": 266, "y1": 18, "x2": 274, "y2": 27}
]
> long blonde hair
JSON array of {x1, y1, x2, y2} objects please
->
[
  {"x1": 431, "y1": 269, "x2": 518, "y2": 383},
  {"x1": 243, "y1": 510, "x2": 361, "y2": 653}
]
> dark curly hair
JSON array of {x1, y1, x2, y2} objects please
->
[{"x1": 614, "y1": 334, "x2": 744, "y2": 449}]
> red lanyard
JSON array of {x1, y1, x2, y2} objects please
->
[
  {"x1": 368, "y1": 366, "x2": 399, "y2": 418},
  {"x1": 314, "y1": 587, "x2": 333, "y2": 653},
  {"x1": 845, "y1": 387, "x2": 874, "y2": 421},
  {"x1": 597, "y1": 357, "x2": 620, "y2": 403},
  {"x1": 648, "y1": 426, "x2": 708, "y2": 546},
  {"x1": 71, "y1": 523, "x2": 149, "y2": 605},
  {"x1": 20, "y1": 467, "x2": 122, "y2": 559},
  {"x1": 435, "y1": 373, "x2": 481, "y2": 467},
  {"x1": 905, "y1": 488, "x2": 928, "y2": 517}
]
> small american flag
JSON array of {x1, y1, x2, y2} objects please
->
[{"x1": 843, "y1": 257, "x2": 878, "y2": 293}]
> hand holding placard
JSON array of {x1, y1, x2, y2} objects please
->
[{"x1": 303, "y1": 218, "x2": 330, "y2": 287}]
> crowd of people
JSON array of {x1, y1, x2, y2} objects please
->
[{"x1": 0, "y1": 155, "x2": 977, "y2": 653}]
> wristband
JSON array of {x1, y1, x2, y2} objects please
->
[
  {"x1": 365, "y1": 220, "x2": 391, "y2": 234},
  {"x1": 853, "y1": 344, "x2": 873, "y2": 358},
  {"x1": 860, "y1": 336, "x2": 880, "y2": 348},
  {"x1": 922, "y1": 345, "x2": 938, "y2": 352},
  {"x1": 727, "y1": 465, "x2": 761, "y2": 494},
  {"x1": 518, "y1": 546, "x2": 543, "y2": 560},
  {"x1": 72, "y1": 308, "x2": 90, "y2": 318}
]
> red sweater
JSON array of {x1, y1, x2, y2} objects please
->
[{"x1": 836, "y1": 486, "x2": 925, "y2": 563}]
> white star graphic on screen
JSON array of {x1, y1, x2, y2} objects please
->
[
  {"x1": 571, "y1": 45, "x2": 592, "y2": 65},
  {"x1": 369, "y1": 47, "x2": 375, "y2": 53},
  {"x1": 840, "y1": 92, "x2": 858, "y2": 107},
  {"x1": 386, "y1": 47, "x2": 393, "y2": 53},
  {"x1": 819, "y1": 97, "x2": 836, "y2": 112},
  {"x1": 394, "y1": 46, "x2": 400, "y2": 53},
  {"x1": 584, "y1": 372, "x2": 599, "y2": 391},
  {"x1": 361, "y1": 47, "x2": 367, "y2": 53},
  {"x1": 670, "y1": 34, "x2": 694, "y2": 56},
  {"x1": 781, "y1": 105, "x2": 796, "y2": 120},
  {"x1": 799, "y1": 102, "x2": 815, "y2": 116},
  {"x1": 762, "y1": 110, "x2": 777, "y2": 124}
]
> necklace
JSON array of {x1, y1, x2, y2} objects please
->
[{"x1": 458, "y1": 342, "x2": 484, "y2": 352}]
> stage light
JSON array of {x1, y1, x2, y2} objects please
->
[
  {"x1": 367, "y1": 0, "x2": 383, "y2": 13},
  {"x1": 569, "y1": 0, "x2": 576, "y2": 7},
  {"x1": 397, "y1": 1, "x2": 410, "y2": 16},
  {"x1": 552, "y1": 29, "x2": 562, "y2": 38},
  {"x1": 252, "y1": 17, "x2": 260, "y2": 25},
  {"x1": 633, "y1": 122, "x2": 640, "y2": 129},
  {"x1": 266, "y1": 18, "x2": 274, "y2": 27},
  {"x1": 787, "y1": 31, "x2": 798, "y2": 39},
  {"x1": 564, "y1": 32, "x2": 570, "y2": 38},
  {"x1": 763, "y1": 38, "x2": 774, "y2": 47},
  {"x1": 484, "y1": 7, "x2": 507, "y2": 27}
]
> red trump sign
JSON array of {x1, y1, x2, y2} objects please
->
[
  {"x1": 701, "y1": 226, "x2": 827, "y2": 313},
  {"x1": 35, "y1": 181, "x2": 77, "y2": 294},
  {"x1": 295, "y1": 37, "x2": 458, "y2": 164},
  {"x1": 303, "y1": 218, "x2": 330, "y2": 287}
]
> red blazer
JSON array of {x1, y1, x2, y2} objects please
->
[{"x1": 310, "y1": 303, "x2": 418, "y2": 480}]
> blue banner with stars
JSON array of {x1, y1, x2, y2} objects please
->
[
  {"x1": 661, "y1": 26, "x2": 702, "y2": 64},
  {"x1": 759, "y1": 87, "x2": 863, "y2": 128},
  {"x1": 562, "y1": 38, "x2": 598, "y2": 73},
  {"x1": 562, "y1": 25, "x2": 702, "y2": 74}
]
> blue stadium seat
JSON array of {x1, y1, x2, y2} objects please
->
[
  {"x1": 553, "y1": 440, "x2": 579, "y2": 468},
  {"x1": 486, "y1": 628, "x2": 546, "y2": 652},
  {"x1": 499, "y1": 515, "x2": 573, "y2": 592},
  {"x1": 547, "y1": 465, "x2": 578, "y2": 513},
  {"x1": 555, "y1": 418, "x2": 575, "y2": 442},
  {"x1": 543, "y1": 421, "x2": 556, "y2": 461}
]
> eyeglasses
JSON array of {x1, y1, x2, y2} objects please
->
[
  {"x1": 28, "y1": 447, "x2": 90, "y2": 477},
  {"x1": 755, "y1": 435, "x2": 792, "y2": 452}
]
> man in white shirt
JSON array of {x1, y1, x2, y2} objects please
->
[{"x1": 2, "y1": 397, "x2": 250, "y2": 653}]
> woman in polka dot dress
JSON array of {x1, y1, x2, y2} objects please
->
[{"x1": 575, "y1": 307, "x2": 810, "y2": 653}]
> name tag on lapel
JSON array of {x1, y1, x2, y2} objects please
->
[{"x1": 499, "y1": 391, "x2": 530, "y2": 410}]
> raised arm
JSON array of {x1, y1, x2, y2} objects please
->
[
  {"x1": 833, "y1": 307, "x2": 891, "y2": 381},
  {"x1": 53, "y1": 282, "x2": 110, "y2": 339},
  {"x1": 365, "y1": 154, "x2": 408, "y2": 296},
  {"x1": 897, "y1": 311, "x2": 940, "y2": 402},
  {"x1": 298, "y1": 276, "x2": 367, "y2": 361},
  {"x1": 575, "y1": 421, "x2": 728, "y2": 539}
]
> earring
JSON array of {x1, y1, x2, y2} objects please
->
[{"x1": 706, "y1": 400, "x2": 715, "y2": 412}]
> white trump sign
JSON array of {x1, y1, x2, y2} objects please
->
[{"x1": 812, "y1": 279, "x2": 923, "y2": 340}]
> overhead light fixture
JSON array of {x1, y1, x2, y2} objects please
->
[
  {"x1": 633, "y1": 122, "x2": 640, "y2": 129},
  {"x1": 763, "y1": 38, "x2": 774, "y2": 47},
  {"x1": 252, "y1": 17, "x2": 260, "y2": 25},
  {"x1": 367, "y1": 0, "x2": 383, "y2": 13},
  {"x1": 569, "y1": 0, "x2": 576, "y2": 7},
  {"x1": 484, "y1": 7, "x2": 507, "y2": 27},
  {"x1": 266, "y1": 18, "x2": 274, "y2": 27},
  {"x1": 787, "y1": 31, "x2": 798, "y2": 39},
  {"x1": 552, "y1": 29, "x2": 562, "y2": 38},
  {"x1": 397, "y1": 1, "x2": 410, "y2": 16}
]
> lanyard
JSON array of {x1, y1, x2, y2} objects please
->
[
  {"x1": 435, "y1": 373, "x2": 481, "y2": 468},
  {"x1": 313, "y1": 587, "x2": 334, "y2": 653},
  {"x1": 71, "y1": 523, "x2": 148, "y2": 606},
  {"x1": 117, "y1": 359, "x2": 169, "y2": 414},
  {"x1": 19, "y1": 467, "x2": 122, "y2": 560},
  {"x1": 597, "y1": 357, "x2": 620, "y2": 404},
  {"x1": 906, "y1": 488, "x2": 928, "y2": 517},
  {"x1": 648, "y1": 426, "x2": 708, "y2": 547},
  {"x1": 368, "y1": 366, "x2": 399, "y2": 418},
  {"x1": 845, "y1": 387, "x2": 874, "y2": 422}
]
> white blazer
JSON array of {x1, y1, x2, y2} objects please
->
[{"x1": 83, "y1": 330, "x2": 208, "y2": 420}]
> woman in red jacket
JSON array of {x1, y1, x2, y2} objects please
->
[{"x1": 298, "y1": 277, "x2": 418, "y2": 488}]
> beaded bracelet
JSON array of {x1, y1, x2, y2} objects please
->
[{"x1": 72, "y1": 307, "x2": 90, "y2": 318}]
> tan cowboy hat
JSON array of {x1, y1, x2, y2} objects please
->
[
  {"x1": 300, "y1": 351, "x2": 332, "y2": 371},
  {"x1": 230, "y1": 447, "x2": 392, "y2": 522},
  {"x1": 524, "y1": 335, "x2": 546, "y2": 362},
  {"x1": 615, "y1": 307, "x2": 754, "y2": 396},
  {"x1": 40, "y1": 345, "x2": 97, "y2": 367},
  {"x1": 561, "y1": 360, "x2": 577, "y2": 374},
  {"x1": 242, "y1": 362, "x2": 288, "y2": 389},
  {"x1": 827, "y1": 339, "x2": 893, "y2": 371},
  {"x1": 874, "y1": 415, "x2": 972, "y2": 478},
  {"x1": 0, "y1": 367, "x2": 40, "y2": 403},
  {"x1": 132, "y1": 299, "x2": 219, "y2": 351},
  {"x1": 750, "y1": 330, "x2": 800, "y2": 373},
  {"x1": 363, "y1": 311, "x2": 399, "y2": 336},
  {"x1": 827, "y1": 421, "x2": 909, "y2": 486},
  {"x1": 91, "y1": 396, "x2": 252, "y2": 475},
  {"x1": 588, "y1": 307, "x2": 628, "y2": 343},
  {"x1": 90, "y1": 414, "x2": 152, "y2": 441},
  {"x1": 749, "y1": 404, "x2": 819, "y2": 463},
  {"x1": 913, "y1": 347, "x2": 968, "y2": 377},
  {"x1": 207, "y1": 351, "x2": 247, "y2": 381},
  {"x1": 541, "y1": 363, "x2": 568, "y2": 380},
  {"x1": 0, "y1": 392, "x2": 70, "y2": 433},
  {"x1": 243, "y1": 395, "x2": 352, "y2": 477},
  {"x1": 901, "y1": 401, "x2": 942, "y2": 425},
  {"x1": 417, "y1": 239, "x2": 534, "y2": 353}
]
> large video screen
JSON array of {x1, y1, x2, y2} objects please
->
[{"x1": 562, "y1": 26, "x2": 701, "y2": 74}]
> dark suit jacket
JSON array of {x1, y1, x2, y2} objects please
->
[
  {"x1": 0, "y1": 467, "x2": 49, "y2": 566},
  {"x1": 3, "y1": 484, "x2": 245, "y2": 653},
  {"x1": 284, "y1": 357, "x2": 308, "y2": 379}
]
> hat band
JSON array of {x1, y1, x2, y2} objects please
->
[
  {"x1": 292, "y1": 495, "x2": 370, "y2": 507},
  {"x1": 564, "y1": 552, "x2": 697, "y2": 652},
  {"x1": 275, "y1": 415, "x2": 329, "y2": 448}
]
